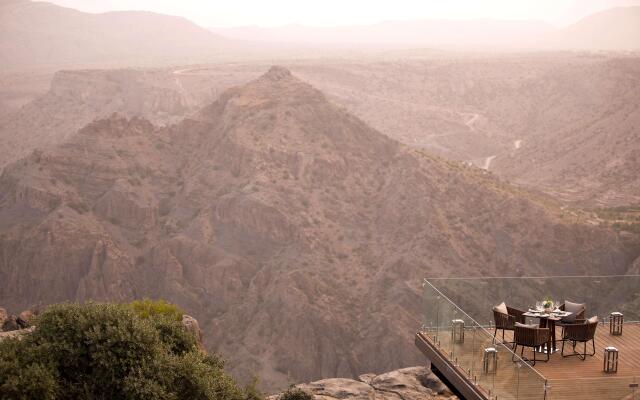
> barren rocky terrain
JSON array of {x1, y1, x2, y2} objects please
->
[
  {"x1": 291, "y1": 55, "x2": 640, "y2": 207},
  {"x1": 1, "y1": 67, "x2": 638, "y2": 390}
]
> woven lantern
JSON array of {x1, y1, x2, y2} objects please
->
[
  {"x1": 610, "y1": 312, "x2": 623, "y2": 336},
  {"x1": 483, "y1": 347, "x2": 498, "y2": 374},
  {"x1": 451, "y1": 319, "x2": 465, "y2": 343},
  {"x1": 604, "y1": 347, "x2": 619, "y2": 373}
]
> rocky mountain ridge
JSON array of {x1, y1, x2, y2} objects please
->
[
  {"x1": 4, "y1": 55, "x2": 639, "y2": 207},
  {"x1": 0, "y1": 68, "x2": 225, "y2": 168}
]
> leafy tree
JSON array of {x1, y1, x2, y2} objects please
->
[{"x1": 0, "y1": 302, "x2": 260, "y2": 400}]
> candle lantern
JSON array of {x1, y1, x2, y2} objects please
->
[
  {"x1": 603, "y1": 346, "x2": 619, "y2": 373},
  {"x1": 451, "y1": 319, "x2": 465, "y2": 343},
  {"x1": 610, "y1": 312, "x2": 623, "y2": 335},
  {"x1": 483, "y1": 347, "x2": 498, "y2": 374}
]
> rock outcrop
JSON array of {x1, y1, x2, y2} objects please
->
[
  {"x1": 273, "y1": 367, "x2": 455, "y2": 400},
  {"x1": 182, "y1": 314, "x2": 205, "y2": 350},
  {"x1": 0, "y1": 326, "x2": 34, "y2": 341},
  {"x1": 1, "y1": 315, "x2": 19, "y2": 332},
  {"x1": 0, "y1": 306, "x2": 36, "y2": 334},
  {"x1": 0, "y1": 307, "x2": 6, "y2": 327}
]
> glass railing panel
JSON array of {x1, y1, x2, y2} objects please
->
[
  {"x1": 437, "y1": 295, "x2": 458, "y2": 361},
  {"x1": 422, "y1": 279, "x2": 550, "y2": 399},
  {"x1": 511, "y1": 358, "x2": 548, "y2": 400},
  {"x1": 547, "y1": 376, "x2": 638, "y2": 400},
  {"x1": 427, "y1": 276, "x2": 640, "y2": 328},
  {"x1": 472, "y1": 326, "x2": 498, "y2": 397},
  {"x1": 448, "y1": 307, "x2": 476, "y2": 384},
  {"x1": 490, "y1": 340, "x2": 547, "y2": 400},
  {"x1": 421, "y1": 280, "x2": 442, "y2": 342}
]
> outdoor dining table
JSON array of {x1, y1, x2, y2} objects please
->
[{"x1": 522, "y1": 309, "x2": 572, "y2": 354}]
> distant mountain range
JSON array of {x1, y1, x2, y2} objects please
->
[
  {"x1": 212, "y1": 7, "x2": 640, "y2": 51},
  {"x1": 0, "y1": 0, "x2": 235, "y2": 69},
  {"x1": 212, "y1": 19, "x2": 555, "y2": 49},
  {"x1": 547, "y1": 6, "x2": 640, "y2": 51},
  {"x1": 1, "y1": 1, "x2": 638, "y2": 72}
]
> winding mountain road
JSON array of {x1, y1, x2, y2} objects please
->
[
  {"x1": 482, "y1": 155, "x2": 496, "y2": 170},
  {"x1": 465, "y1": 113, "x2": 480, "y2": 131}
]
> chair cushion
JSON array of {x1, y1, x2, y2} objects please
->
[
  {"x1": 515, "y1": 322, "x2": 537, "y2": 329},
  {"x1": 587, "y1": 316, "x2": 598, "y2": 324},
  {"x1": 494, "y1": 302, "x2": 508, "y2": 315},
  {"x1": 562, "y1": 300, "x2": 585, "y2": 323}
]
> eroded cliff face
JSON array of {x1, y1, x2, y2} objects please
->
[
  {"x1": 0, "y1": 67, "x2": 637, "y2": 390},
  {"x1": 0, "y1": 68, "x2": 221, "y2": 168}
]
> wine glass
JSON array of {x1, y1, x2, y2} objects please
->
[{"x1": 535, "y1": 301, "x2": 542, "y2": 312}]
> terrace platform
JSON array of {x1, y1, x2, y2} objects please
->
[
  {"x1": 417, "y1": 276, "x2": 640, "y2": 400},
  {"x1": 417, "y1": 324, "x2": 640, "y2": 399}
]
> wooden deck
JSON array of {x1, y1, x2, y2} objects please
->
[
  {"x1": 417, "y1": 323, "x2": 640, "y2": 400},
  {"x1": 530, "y1": 324, "x2": 640, "y2": 379}
]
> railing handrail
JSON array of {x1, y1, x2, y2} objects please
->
[
  {"x1": 425, "y1": 274, "x2": 640, "y2": 280},
  {"x1": 546, "y1": 376, "x2": 640, "y2": 382},
  {"x1": 422, "y1": 279, "x2": 548, "y2": 382}
]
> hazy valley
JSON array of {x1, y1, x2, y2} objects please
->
[
  {"x1": 1, "y1": 66, "x2": 639, "y2": 389},
  {"x1": 1, "y1": 0, "x2": 640, "y2": 397}
]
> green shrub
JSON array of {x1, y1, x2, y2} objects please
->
[
  {"x1": 279, "y1": 387, "x2": 313, "y2": 400},
  {"x1": 127, "y1": 298, "x2": 183, "y2": 321},
  {"x1": 0, "y1": 302, "x2": 259, "y2": 400}
]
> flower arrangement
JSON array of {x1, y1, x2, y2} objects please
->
[{"x1": 542, "y1": 297, "x2": 554, "y2": 312}]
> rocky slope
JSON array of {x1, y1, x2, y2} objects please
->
[
  {"x1": 286, "y1": 55, "x2": 640, "y2": 207},
  {"x1": 489, "y1": 57, "x2": 640, "y2": 207},
  {"x1": 0, "y1": 67, "x2": 638, "y2": 390},
  {"x1": 0, "y1": 67, "x2": 238, "y2": 168},
  {"x1": 271, "y1": 367, "x2": 455, "y2": 400}
]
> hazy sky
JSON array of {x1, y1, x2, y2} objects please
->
[{"x1": 46, "y1": 0, "x2": 640, "y2": 28}]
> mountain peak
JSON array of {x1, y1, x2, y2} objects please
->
[{"x1": 261, "y1": 66, "x2": 293, "y2": 82}]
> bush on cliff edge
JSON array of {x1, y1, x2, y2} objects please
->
[{"x1": 0, "y1": 302, "x2": 258, "y2": 400}]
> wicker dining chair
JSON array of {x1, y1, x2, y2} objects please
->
[
  {"x1": 512, "y1": 323, "x2": 550, "y2": 366},
  {"x1": 493, "y1": 304, "x2": 526, "y2": 343},
  {"x1": 561, "y1": 317, "x2": 598, "y2": 360},
  {"x1": 559, "y1": 301, "x2": 586, "y2": 322},
  {"x1": 557, "y1": 301, "x2": 587, "y2": 339}
]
